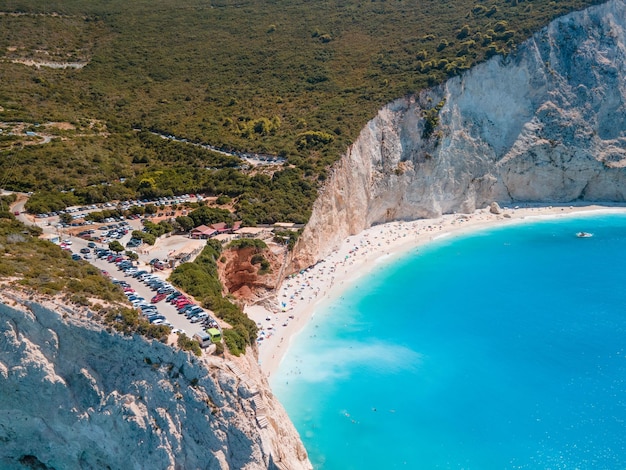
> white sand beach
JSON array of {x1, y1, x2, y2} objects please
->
[{"x1": 246, "y1": 204, "x2": 626, "y2": 377}]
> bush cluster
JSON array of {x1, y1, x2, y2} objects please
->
[
  {"x1": 0, "y1": 218, "x2": 125, "y2": 301},
  {"x1": 169, "y1": 239, "x2": 257, "y2": 356},
  {"x1": 227, "y1": 238, "x2": 267, "y2": 251}
]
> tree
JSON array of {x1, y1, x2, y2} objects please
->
[
  {"x1": 215, "y1": 195, "x2": 231, "y2": 205},
  {"x1": 59, "y1": 213, "x2": 73, "y2": 224},
  {"x1": 188, "y1": 205, "x2": 233, "y2": 227},
  {"x1": 125, "y1": 250, "x2": 139, "y2": 260},
  {"x1": 176, "y1": 215, "x2": 194, "y2": 232},
  {"x1": 109, "y1": 240, "x2": 124, "y2": 253}
]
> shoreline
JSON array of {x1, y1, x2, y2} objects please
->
[{"x1": 245, "y1": 203, "x2": 626, "y2": 377}]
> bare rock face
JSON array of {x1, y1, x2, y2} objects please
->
[
  {"x1": 292, "y1": 0, "x2": 626, "y2": 268},
  {"x1": 219, "y1": 247, "x2": 283, "y2": 302},
  {"x1": 0, "y1": 299, "x2": 311, "y2": 470}
]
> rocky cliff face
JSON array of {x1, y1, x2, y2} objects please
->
[
  {"x1": 293, "y1": 0, "x2": 626, "y2": 268},
  {"x1": 0, "y1": 296, "x2": 310, "y2": 470},
  {"x1": 219, "y1": 246, "x2": 283, "y2": 302}
]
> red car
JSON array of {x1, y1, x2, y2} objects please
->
[{"x1": 151, "y1": 293, "x2": 166, "y2": 303}]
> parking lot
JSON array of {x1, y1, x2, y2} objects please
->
[
  {"x1": 65, "y1": 235, "x2": 213, "y2": 338},
  {"x1": 13, "y1": 192, "x2": 223, "y2": 341}
]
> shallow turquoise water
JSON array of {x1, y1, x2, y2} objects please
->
[{"x1": 271, "y1": 214, "x2": 626, "y2": 469}]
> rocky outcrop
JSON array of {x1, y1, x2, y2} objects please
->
[
  {"x1": 292, "y1": 0, "x2": 626, "y2": 268},
  {"x1": 0, "y1": 296, "x2": 310, "y2": 470},
  {"x1": 219, "y1": 247, "x2": 283, "y2": 302}
]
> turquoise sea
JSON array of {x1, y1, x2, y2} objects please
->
[{"x1": 271, "y1": 214, "x2": 626, "y2": 469}]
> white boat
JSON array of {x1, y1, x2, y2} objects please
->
[{"x1": 576, "y1": 232, "x2": 593, "y2": 238}]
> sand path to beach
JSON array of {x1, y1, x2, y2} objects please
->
[{"x1": 246, "y1": 204, "x2": 626, "y2": 377}]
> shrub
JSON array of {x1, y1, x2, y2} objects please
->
[
  {"x1": 228, "y1": 238, "x2": 267, "y2": 251},
  {"x1": 132, "y1": 230, "x2": 156, "y2": 245},
  {"x1": 422, "y1": 99, "x2": 446, "y2": 139},
  {"x1": 223, "y1": 328, "x2": 246, "y2": 356},
  {"x1": 457, "y1": 25, "x2": 471, "y2": 39},
  {"x1": 109, "y1": 240, "x2": 124, "y2": 253},
  {"x1": 258, "y1": 259, "x2": 271, "y2": 275},
  {"x1": 177, "y1": 333, "x2": 202, "y2": 356},
  {"x1": 295, "y1": 131, "x2": 334, "y2": 150},
  {"x1": 494, "y1": 20, "x2": 509, "y2": 32},
  {"x1": 251, "y1": 254, "x2": 265, "y2": 265}
]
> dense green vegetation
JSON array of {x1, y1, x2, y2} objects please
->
[
  {"x1": 176, "y1": 333, "x2": 203, "y2": 357},
  {"x1": 0, "y1": 0, "x2": 601, "y2": 223},
  {"x1": 102, "y1": 306, "x2": 171, "y2": 342},
  {"x1": 188, "y1": 206, "x2": 234, "y2": 227},
  {"x1": 169, "y1": 239, "x2": 257, "y2": 356},
  {"x1": 227, "y1": 238, "x2": 267, "y2": 251},
  {"x1": 0, "y1": 217, "x2": 125, "y2": 299},
  {"x1": 0, "y1": 193, "x2": 17, "y2": 210}
]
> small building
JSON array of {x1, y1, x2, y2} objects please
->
[
  {"x1": 209, "y1": 221, "x2": 242, "y2": 235},
  {"x1": 190, "y1": 224, "x2": 217, "y2": 239},
  {"x1": 191, "y1": 222, "x2": 242, "y2": 239}
]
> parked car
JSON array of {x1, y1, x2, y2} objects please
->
[
  {"x1": 151, "y1": 293, "x2": 166, "y2": 303},
  {"x1": 148, "y1": 315, "x2": 166, "y2": 323},
  {"x1": 175, "y1": 300, "x2": 192, "y2": 310},
  {"x1": 126, "y1": 238, "x2": 142, "y2": 248},
  {"x1": 190, "y1": 313, "x2": 208, "y2": 323}
]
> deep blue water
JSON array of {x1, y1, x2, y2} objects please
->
[{"x1": 271, "y1": 214, "x2": 626, "y2": 469}]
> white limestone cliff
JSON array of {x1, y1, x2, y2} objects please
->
[
  {"x1": 293, "y1": 0, "x2": 626, "y2": 267},
  {"x1": 0, "y1": 297, "x2": 310, "y2": 470}
]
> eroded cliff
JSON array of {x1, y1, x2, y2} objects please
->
[
  {"x1": 293, "y1": 0, "x2": 626, "y2": 268},
  {"x1": 0, "y1": 295, "x2": 310, "y2": 470}
]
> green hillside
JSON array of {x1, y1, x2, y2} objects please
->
[{"x1": 0, "y1": 0, "x2": 601, "y2": 223}]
